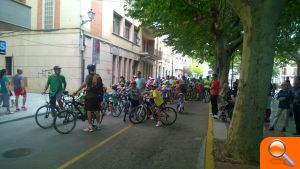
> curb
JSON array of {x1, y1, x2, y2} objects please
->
[
  {"x1": 0, "y1": 115, "x2": 35, "y2": 125},
  {"x1": 205, "y1": 104, "x2": 215, "y2": 169}
]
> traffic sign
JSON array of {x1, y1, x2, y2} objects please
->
[{"x1": 0, "y1": 40, "x2": 6, "y2": 55}]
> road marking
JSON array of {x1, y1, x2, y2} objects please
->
[
  {"x1": 57, "y1": 124, "x2": 133, "y2": 169},
  {"x1": 205, "y1": 103, "x2": 215, "y2": 169}
]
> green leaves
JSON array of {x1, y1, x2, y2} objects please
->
[
  {"x1": 275, "y1": 0, "x2": 300, "y2": 65},
  {"x1": 126, "y1": 0, "x2": 242, "y2": 66}
]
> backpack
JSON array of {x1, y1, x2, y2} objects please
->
[{"x1": 86, "y1": 74, "x2": 103, "y2": 95}]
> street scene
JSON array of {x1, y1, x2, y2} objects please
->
[{"x1": 0, "y1": 0, "x2": 300, "y2": 169}]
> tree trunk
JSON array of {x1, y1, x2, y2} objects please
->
[
  {"x1": 297, "y1": 59, "x2": 300, "y2": 76},
  {"x1": 224, "y1": 0, "x2": 287, "y2": 163},
  {"x1": 215, "y1": 32, "x2": 231, "y2": 85},
  {"x1": 217, "y1": 55, "x2": 231, "y2": 85}
]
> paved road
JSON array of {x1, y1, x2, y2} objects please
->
[{"x1": 0, "y1": 101, "x2": 208, "y2": 169}]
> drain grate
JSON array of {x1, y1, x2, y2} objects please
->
[{"x1": 2, "y1": 148, "x2": 32, "y2": 158}]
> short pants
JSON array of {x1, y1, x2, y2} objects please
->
[
  {"x1": 49, "y1": 92, "x2": 63, "y2": 108},
  {"x1": 14, "y1": 88, "x2": 27, "y2": 96}
]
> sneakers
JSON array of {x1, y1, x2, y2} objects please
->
[
  {"x1": 15, "y1": 108, "x2": 20, "y2": 112},
  {"x1": 156, "y1": 121, "x2": 163, "y2": 127},
  {"x1": 212, "y1": 115, "x2": 218, "y2": 119},
  {"x1": 94, "y1": 123, "x2": 101, "y2": 130},
  {"x1": 83, "y1": 125, "x2": 94, "y2": 132},
  {"x1": 22, "y1": 106, "x2": 27, "y2": 111}
]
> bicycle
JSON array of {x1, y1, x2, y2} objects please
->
[
  {"x1": 203, "y1": 87, "x2": 211, "y2": 103},
  {"x1": 53, "y1": 92, "x2": 103, "y2": 134},
  {"x1": 129, "y1": 94, "x2": 178, "y2": 125},
  {"x1": 35, "y1": 92, "x2": 69, "y2": 129}
]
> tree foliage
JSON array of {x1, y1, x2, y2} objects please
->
[
  {"x1": 187, "y1": 64, "x2": 205, "y2": 77},
  {"x1": 126, "y1": 0, "x2": 242, "y2": 71},
  {"x1": 275, "y1": 0, "x2": 300, "y2": 66}
]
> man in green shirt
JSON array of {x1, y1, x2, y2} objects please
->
[
  {"x1": 43, "y1": 66, "x2": 67, "y2": 110},
  {"x1": 0, "y1": 69, "x2": 11, "y2": 113}
]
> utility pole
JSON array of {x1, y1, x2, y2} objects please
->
[{"x1": 79, "y1": 9, "x2": 95, "y2": 82}]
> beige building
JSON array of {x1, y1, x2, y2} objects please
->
[{"x1": 0, "y1": 0, "x2": 167, "y2": 92}]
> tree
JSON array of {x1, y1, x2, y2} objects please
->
[
  {"x1": 126, "y1": 0, "x2": 243, "y2": 84},
  {"x1": 187, "y1": 64, "x2": 205, "y2": 77},
  {"x1": 275, "y1": 0, "x2": 300, "y2": 76},
  {"x1": 223, "y1": 0, "x2": 289, "y2": 163}
]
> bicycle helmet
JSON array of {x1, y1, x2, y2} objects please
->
[
  {"x1": 112, "y1": 84, "x2": 118, "y2": 90},
  {"x1": 53, "y1": 65, "x2": 62, "y2": 70},
  {"x1": 125, "y1": 80, "x2": 130, "y2": 84},
  {"x1": 87, "y1": 64, "x2": 96, "y2": 71}
]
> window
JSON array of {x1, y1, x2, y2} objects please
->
[
  {"x1": 124, "y1": 21, "x2": 131, "y2": 40},
  {"x1": 5, "y1": 57, "x2": 12, "y2": 76},
  {"x1": 293, "y1": 68, "x2": 297, "y2": 75},
  {"x1": 113, "y1": 13, "x2": 122, "y2": 35},
  {"x1": 282, "y1": 68, "x2": 287, "y2": 75},
  {"x1": 44, "y1": 0, "x2": 54, "y2": 29},
  {"x1": 133, "y1": 27, "x2": 139, "y2": 44}
]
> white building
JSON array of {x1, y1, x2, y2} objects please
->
[
  {"x1": 0, "y1": 0, "x2": 165, "y2": 92},
  {"x1": 273, "y1": 65, "x2": 298, "y2": 85}
]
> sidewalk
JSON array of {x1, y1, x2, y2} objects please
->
[
  {"x1": 0, "y1": 93, "x2": 45, "y2": 124},
  {"x1": 207, "y1": 99, "x2": 295, "y2": 169},
  {"x1": 213, "y1": 99, "x2": 296, "y2": 141}
]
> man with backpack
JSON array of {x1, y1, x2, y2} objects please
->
[{"x1": 73, "y1": 64, "x2": 103, "y2": 132}]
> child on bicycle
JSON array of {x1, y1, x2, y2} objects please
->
[
  {"x1": 177, "y1": 93, "x2": 185, "y2": 113},
  {"x1": 108, "y1": 84, "x2": 118, "y2": 115},
  {"x1": 150, "y1": 84, "x2": 164, "y2": 127},
  {"x1": 127, "y1": 80, "x2": 140, "y2": 108}
]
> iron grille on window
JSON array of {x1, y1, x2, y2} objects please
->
[{"x1": 44, "y1": 0, "x2": 54, "y2": 29}]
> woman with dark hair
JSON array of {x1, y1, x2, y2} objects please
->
[{"x1": 0, "y1": 69, "x2": 11, "y2": 113}]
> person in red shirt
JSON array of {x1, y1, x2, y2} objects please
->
[{"x1": 210, "y1": 74, "x2": 220, "y2": 117}]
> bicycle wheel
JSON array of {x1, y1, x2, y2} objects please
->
[
  {"x1": 54, "y1": 110, "x2": 76, "y2": 134},
  {"x1": 112, "y1": 101, "x2": 123, "y2": 117},
  {"x1": 161, "y1": 107, "x2": 177, "y2": 125},
  {"x1": 129, "y1": 105, "x2": 146, "y2": 124},
  {"x1": 35, "y1": 105, "x2": 54, "y2": 129},
  {"x1": 204, "y1": 91, "x2": 210, "y2": 103}
]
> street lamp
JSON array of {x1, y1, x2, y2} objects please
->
[
  {"x1": 80, "y1": 9, "x2": 95, "y2": 82},
  {"x1": 81, "y1": 9, "x2": 95, "y2": 25}
]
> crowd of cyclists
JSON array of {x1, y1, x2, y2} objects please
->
[
  {"x1": 40, "y1": 64, "x2": 215, "y2": 133},
  {"x1": 38, "y1": 64, "x2": 300, "y2": 135}
]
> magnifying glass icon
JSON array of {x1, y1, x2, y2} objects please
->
[{"x1": 268, "y1": 139, "x2": 295, "y2": 167}]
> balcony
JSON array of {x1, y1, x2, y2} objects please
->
[{"x1": 0, "y1": 0, "x2": 31, "y2": 31}]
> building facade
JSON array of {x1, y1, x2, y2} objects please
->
[
  {"x1": 272, "y1": 65, "x2": 298, "y2": 85},
  {"x1": 0, "y1": 0, "x2": 168, "y2": 92}
]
